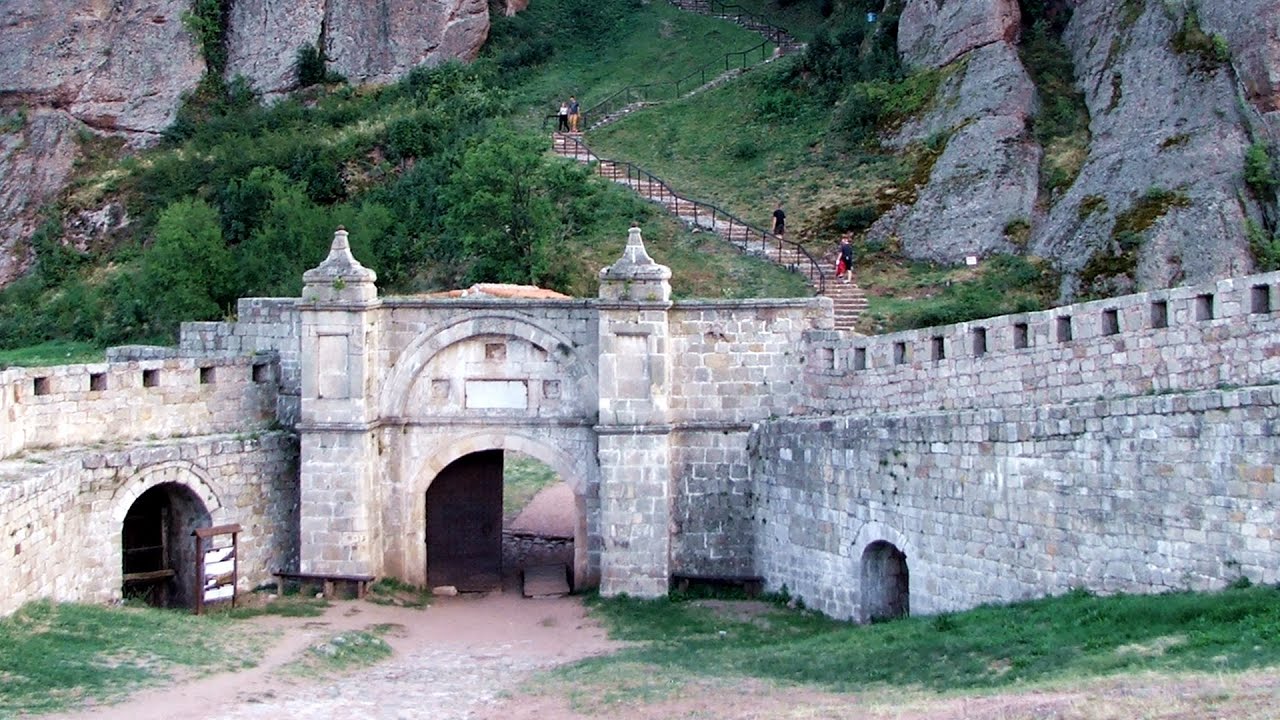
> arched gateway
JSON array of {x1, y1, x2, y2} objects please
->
[{"x1": 293, "y1": 226, "x2": 823, "y2": 597}]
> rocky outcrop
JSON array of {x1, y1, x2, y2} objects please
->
[
  {"x1": 0, "y1": 0, "x2": 205, "y2": 135},
  {"x1": 226, "y1": 0, "x2": 492, "y2": 96},
  {"x1": 1032, "y1": 0, "x2": 1262, "y2": 295},
  {"x1": 0, "y1": 109, "x2": 83, "y2": 286},
  {"x1": 1197, "y1": 1, "x2": 1280, "y2": 122},
  {"x1": 875, "y1": 39, "x2": 1040, "y2": 263},
  {"x1": 897, "y1": 0, "x2": 1021, "y2": 68}
]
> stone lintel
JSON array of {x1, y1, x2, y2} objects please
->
[
  {"x1": 296, "y1": 421, "x2": 381, "y2": 433},
  {"x1": 594, "y1": 424, "x2": 675, "y2": 436}
]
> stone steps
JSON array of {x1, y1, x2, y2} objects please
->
[{"x1": 553, "y1": 131, "x2": 867, "y2": 332}]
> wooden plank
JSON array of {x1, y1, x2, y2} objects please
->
[
  {"x1": 123, "y1": 569, "x2": 176, "y2": 582},
  {"x1": 194, "y1": 523, "x2": 242, "y2": 538}
]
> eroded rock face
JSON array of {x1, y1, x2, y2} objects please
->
[
  {"x1": 225, "y1": 0, "x2": 327, "y2": 97},
  {"x1": 227, "y1": 0, "x2": 492, "y2": 96},
  {"x1": 0, "y1": 110, "x2": 83, "y2": 286},
  {"x1": 0, "y1": 0, "x2": 205, "y2": 135},
  {"x1": 1032, "y1": 0, "x2": 1261, "y2": 294},
  {"x1": 898, "y1": 0, "x2": 1021, "y2": 68},
  {"x1": 1198, "y1": 1, "x2": 1280, "y2": 119},
  {"x1": 874, "y1": 41, "x2": 1041, "y2": 263}
]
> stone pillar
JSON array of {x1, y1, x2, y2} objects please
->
[
  {"x1": 297, "y1": 227, "x2": 382, "y2": 576},
  {"x1": 596, "y1": 226, "x2": 674, "y2": 597}
]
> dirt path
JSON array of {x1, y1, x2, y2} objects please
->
[{"x1": 44, "y1": 592, "x2": 617, "y2": 720}]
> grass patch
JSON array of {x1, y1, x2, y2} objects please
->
[
  {"x1": 504, "y1": 452, "x2": 561, "y2": 520},
  {"x1": 0, "y1": 601, "x2": 262, "y2": 715},
  {"x1": 367, "y1": 578, "x2": 433, "y2": 609},
  {"x1": 856, "y1": 254, "x2": 1057, "y2": 333},
  {"x1": 281, "y1": 628, "x2": 393, "y2": 677},
  {"x1": 219, "y1": 593, "x2": 330, "y2": 619},
  {"x1": 497, "y1": 0, "x2": 773, "y2": 129},
  {"x1": 0, "y1": 340, "x2": 105, "y2": 368},
  {"x1": 566, "y1": 583, "x2": 1280, "y2": 695}
]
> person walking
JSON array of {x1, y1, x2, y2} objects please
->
[
  {"x1": 557, "y1": 101, "x2": 570, "y2": 132},
  {"x1": 568, "y1": 96, "x2": 581, "y2": 132},
  {"x1": 771, "y1": 203, "x2": 786, "y2": 237},
  {"x1": 838, "y1": 234, "x2": 855, "y2": 283}
]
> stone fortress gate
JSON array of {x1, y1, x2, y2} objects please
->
[
  {"x1": 3, "y1": 226, "x2": 1279, "y2": 621},
  {"x1": 227, "y1": 226, "x2": 826, "y2": 598}
]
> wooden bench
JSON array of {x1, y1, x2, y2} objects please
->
[
  {"x1": 275, "y1": 571, "x2": 376, "y2": 600},
  {"x1": 671, "y1": 573, "x2": 765, "y2": 598}
]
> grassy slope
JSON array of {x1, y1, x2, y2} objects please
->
[
  {"x1": 588, "y1": 60, "x2": 914, "y2": 253},
  {"x1": 555, "y1": 584, "x2": 1280, "y2": 704},
  {"x1": 0, "y1": 340, "x2": 104, "y2": 368},
  {"x1": 507, "y1": 0, "x2": 773, "y2": 129}
]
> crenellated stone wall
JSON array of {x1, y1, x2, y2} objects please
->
[{"x1": 0, "y1": 354, "x2": 282, "y2": 461}]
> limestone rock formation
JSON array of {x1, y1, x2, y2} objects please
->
[
  {"x1": 1032, "y1": 0, "x2": 1262, "y2": 295},
  {"x1": 876, "y1": 41, "x2": 1041, "y2": 262},
  {"x1": 226, "y1": 0, "x2": 492, "y2": 96},
  {"x1": 0, "y1": 0, "x2": 205, "y2": 135},
  {"x1": 1198, "y1": 0, "x2": 1280, "y2": 122},
  {"x1": 0, "y1": 110, "x2": 85, "y2": 286},
  {"x1": 897, "y1": 0, "x2": 1021, "y2": 68}
]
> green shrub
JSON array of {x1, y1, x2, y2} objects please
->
[
  {"x1": 295, "y1": 43, "x2": 328, "y2": 88},
  {"x1": 895, "y1": 255, "x2": 1057, "y2": 330},
  {"x1": 1171, "y1": 8, "x2": 1231, "y2": 70},
  {"x1": 834, "y1": 204, "x2": 880, "y2": 233},
  {"x1": 1244, "y1": 142, "x2": 1278, "y2": 196}
]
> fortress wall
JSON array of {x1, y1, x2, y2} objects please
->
[
  {"x1": 665, "y1": 299, "x2": 826, "y2": 577},
  {"x1": 752, "y1": 386, "x2": 1280, "y2": 621},
  {"x1": 0, "y1": 355, "x2": 280, "y2": 461},
  {"x1": 181, "y1": 298, "x2": 302, "y2": 425},
  {"x1": 0, "y1": 432, "x2": 299, "y2": 616},
  {"x1": 803, "y1": 271, "x2": 1280, "y2": 415}
]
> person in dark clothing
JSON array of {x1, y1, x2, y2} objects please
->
[
  {"x1": 557, "y1": 101, "x2": 570, "y2": 132},
  {"x1": 771, "y1": 204, "x2": 786, "y2": 237},
  {"x1": 838, "y1": 234, "x2": 855, "y2": 282}
]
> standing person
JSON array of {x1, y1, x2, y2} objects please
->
[
  {"x1": 568, "y1": 95, "x2": 581, "y2": 132},
  {"x1": 557, "y1": 100, "x2": 570, "y2": 132},
  {"x1": 838, "y1": 233, "x2": 856, "y2": 283},
  {"x1": 771, "y1": 203, "x2": 786, "y2": 237}
]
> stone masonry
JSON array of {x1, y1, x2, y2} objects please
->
[{"x1": 2, "y1": 226, "x2": 1277, "y2": 621}]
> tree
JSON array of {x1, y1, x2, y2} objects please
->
[
  {"x1": 137, "y1": 198, "x2": 235, "y2": 338},
  {"x1": 442, "y1": 130, "x2": 570, "y2": 289}
]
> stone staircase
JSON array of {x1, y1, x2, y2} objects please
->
[
  {"x1": 553, "y1": 0, "x2": 866, "y2": 332},
  {"x1": 553, "y1": 133, "x2": 868, "y2": 332}
]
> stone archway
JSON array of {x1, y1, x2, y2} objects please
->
[
  {"x1": 403, "y1": 430, "x2": 596, "y2": 591},
  {"x1": 860, "y1": 540, "x2": 909, "y2": 622},
  {"x1": 120, "y1": 482, "x2": 213, "y2": 608}
]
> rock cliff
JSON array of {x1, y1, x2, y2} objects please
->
[
  {"x1": 226, "y1": 0, "x2": 490, "y2": 96},
  {"x1": 0, "y1": 0, "x2": 494, "y2": 286},
  {"x1": 879, "y1": 0, "x2": 1278, "y2": 299}
]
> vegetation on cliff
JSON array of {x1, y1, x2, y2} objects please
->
[{"x1": 0, "y1": 0, "x2": 804, "y2": 352}]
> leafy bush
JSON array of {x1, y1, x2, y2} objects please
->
[
  {"x1": 1245, "y1": 142, "x2": 1278, "y2": 197},
  {"x1": 834, "y1": 204, "x2": 880, "y2": 233},
  {"x1": 295, "y1": 43, "x2": 333, "y2": 88},
  {"x1": 1171, "y1": 8, "x2": 1231, "y2": 71},
  {"x1": 895, "y1": 255, "x2": 1057, "y2": 330}
]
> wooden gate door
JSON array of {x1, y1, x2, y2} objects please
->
[{"x1": 426, "y1": 450, "x2": 504, "y2": 591}]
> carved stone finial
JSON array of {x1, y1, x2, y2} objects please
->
[
  {"x1": 302, "y1": 227, "x2": 378, "y2": 302},
  {"x1": 599, "y1": 225, "x2": 671, "y2": 302}
]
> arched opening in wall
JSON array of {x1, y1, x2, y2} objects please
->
[
  {"x1": 424, "y1": 450, "x2": 575, "y2": 594},
  {"x1": 121, "y1": 483, "x2": 212, "y2": 608},
  {"x1": 860, "y1": 541, "x2": 909, "y2": 623}
]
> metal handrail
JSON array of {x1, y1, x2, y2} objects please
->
[{"x1": 555, "y1": 134, "x2": 827, "y2": 294}]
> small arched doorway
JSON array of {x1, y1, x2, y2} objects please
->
[
  {"x1": 121, "y1": 483, "x2": 212, "y2": 608},
  {"x1": 860, "y1": 540, "x2": 909, "y2": 622}
]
